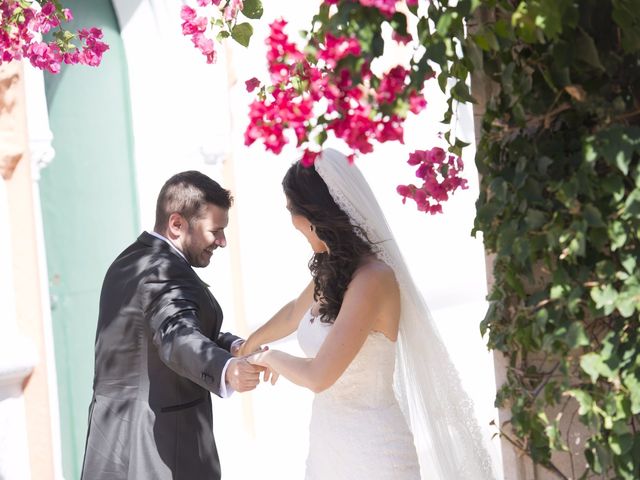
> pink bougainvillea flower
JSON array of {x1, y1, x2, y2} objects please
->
[
  {"x1": 301, "y1": 149, "x2": 320, "y2": 167},
  {"x1": 376, "y1": 65, "x2": 409, "y2": 104},
  {"x1": 182, "y1": 15, "x2": 207, "y2": 35},
  {"x1": 318, "y1": 33, "x2": 361, "y2": 68},
  {"x1": 192, "y1": 33, "x2": 216, "y2": 63},
  {"x1": 408, "y1": 90, "x2": 427, "y2": 114},
  {"x1": 224, "y1": 0, "x2": 244, "y2": 21},
  {"x1": 180, "y1": 5, "x2": 197, "y2": 21},
  {"x1": 392, "y1": 31, "x2": 412, "y2": 44},
  {"x1": 245, "y1": 77, "x2": 261, "y2": 92},
  {"x1": 359, "y1": 0, "x2": 397, "y2": 16},
  {"x1": 397, "y1": 147, "x2": 468, "y2": 214}
]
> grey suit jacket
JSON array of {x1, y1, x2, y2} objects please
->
[{"x1": 81, "y1": 232, "x2": 241, "y2": 480}]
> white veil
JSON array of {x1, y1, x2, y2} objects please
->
[{"x1": 314, "y1": 148, "x2": 495, "y2": 480}]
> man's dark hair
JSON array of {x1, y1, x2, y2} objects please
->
[{"x1": 154, "y1": 170, "x2": 233, "y2": 230}]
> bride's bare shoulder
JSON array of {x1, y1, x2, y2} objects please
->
[{"x1": 353, "y1": 257, "x2": 397, "y2": 285}]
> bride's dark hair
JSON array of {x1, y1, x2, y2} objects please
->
[{"x1": 283, "y1": 161, "x2": 374, "y2": 323}]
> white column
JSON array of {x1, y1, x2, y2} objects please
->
[
  {"x1": 22, "y1": 61, "x2": 66, "y2": 480},
  {"x1": 0, "y1": 176, "x2": 36, "y2": 480}
]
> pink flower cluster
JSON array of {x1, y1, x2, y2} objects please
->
[
  {"x1": 322, "y1": 0, "x2": 419, "y2": 17},
  {"x1": 244, "y1": 19, "x2": 427, "y2": 165},
  {"x1": 358, "y1": 0, "x2": 397, "y2": 17},
  {"x1": 223, "y1": 0, "x2": 243, "y2": 21},
  {"x1": 180, "y1": 0, "x2": 247, "y2": 63},
  {"x1": 397, "y1": 147, "x2": 468, "y2": 214},
  {"x1": 180, "y1": 6, "x2": 216, "y2": 63},
  {"x1": 0, "y1": 1, "x2": 108, "y2": 74}
]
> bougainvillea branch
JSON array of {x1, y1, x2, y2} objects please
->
[
  {"x1": 180, "y1": 0, "x2": 263, "y2": 64},
  {"x1": 397, "y1": 147, "x2": 468, "y2": 214},
  {"x1": 182, "y1": 0, "x2": 468, "y2": 215},
  {"x1": 0, "y1": 0, "x2": 108, "y2": 73}
]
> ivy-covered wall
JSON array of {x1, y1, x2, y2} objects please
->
[{"x1": 468, "y1": 1, "x2": 640, "y2": 478}]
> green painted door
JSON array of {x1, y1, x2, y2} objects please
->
[{"x1": 41, "y1": 1, "x2": 138, "y2": 477}]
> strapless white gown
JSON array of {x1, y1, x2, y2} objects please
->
[{"x1": 297, "y1": 308, "x2": 421, "y2": 479}]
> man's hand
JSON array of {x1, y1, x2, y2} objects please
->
[{"x1": 225, "y1": 357, "x2": 262, "y2": 392}]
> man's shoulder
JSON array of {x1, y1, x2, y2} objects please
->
[{"x1": 108, "y1": 233, "x2": 192, "y2": 279}]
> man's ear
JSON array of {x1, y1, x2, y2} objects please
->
[{"x1": 167, "y1": 212, "x2": 186, "y2": 238}]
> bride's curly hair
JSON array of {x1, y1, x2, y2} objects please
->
[{"x1": 283, "y1": 161, "x2": 375, "y2": 324}]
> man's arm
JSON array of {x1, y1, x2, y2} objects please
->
[
  {"x1": 217, "y1": 332, "x2": 244, "y2": 355},
  {"x1": 144, "y1": 274, "x2": 260, "y2": 395}
]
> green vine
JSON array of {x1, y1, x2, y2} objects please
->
[{"x1": 441, "y1": 0, "x2": 640, "y2": 477}]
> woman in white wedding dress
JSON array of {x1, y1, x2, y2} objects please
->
[{"x1": 242, "y1": 149, "x2": 495, "y2": 480}]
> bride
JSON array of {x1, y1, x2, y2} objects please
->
[{"x1": 241, "y1": 148, "x2": 495, "y2": 479}]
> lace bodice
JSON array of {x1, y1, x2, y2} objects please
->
[{"x1": 297, "y1": 308, "x2": 398, "y2": 407}]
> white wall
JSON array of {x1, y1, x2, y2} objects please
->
[{"x1": 116, "y1": 1, "x2": 502, "y2": 478}]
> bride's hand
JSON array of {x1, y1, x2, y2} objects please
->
[
  {"x1": 247, "y1": 350, "x2": 279, "y2": 385},
  {"x1": 262, "y1": 367, "x2": 279, "y2": 386},
  {"x1": 238, "y1": 336, "x2": 262, "y2": 357},
  {"x1": 246, "y1": 349, "x2": 270, "y2": 368}
]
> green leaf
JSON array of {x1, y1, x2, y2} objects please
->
[
  {"x1": 609, "y1": 433, "x2": 634, "y2": 456},
  {"x1": 407, "y1": 0, "x2": 418, "y2": 16},
  {"x1": 390, "y1": 12, "x2": 408, "y2": 36},
  {"x1": 451, "y1": 80, "x2": 475, "y2": 103},
  {"x1": 525, "y1": 209, "x2": 546, "y2": 229},
  {"x1": 437, "y1": 71, "x2": 448, "y2": 93},
  {"x1": 580, "y1": 352, "x2": 614, "y2": 382},
  {"x1": 621, "y1": 255, "x2": 636, "y2": 275},
  {"x1": 463, "y1": 38, "x2": 483, "y2": 71},
  {"x1": 427, "y1": 40, "x2": 447, "y2": 66},
  {"x1": 566, "y1": 322, "x2": 590, "y2": 348},
  {"x1": 472, "y1": 29, "x2": 498, "y2": 51},
  {"x1": 590, "y1": 284, "x2": 618, "y2": 314},
  {"x1": 575, "y1": 28, "x2": 605, "y2": 71},
  {"x1": 568, "y1": 389, "x2": 594, "y2": 415},
  {"x1": 622, "y1": 370, "x2": 640, "y2": 414},
  {"x1": 314, "y1": 130, "x2": 327, "y2": 146},
  {"x1": 583, "y1": 204, "x2": 606, "y2": 228},
  {"x1": 416, "y1": 17, "x2": 429, "y2": 44},
  {"x1": 231, "y1": 22, "x2": 253, "y2": 47},
  {"x1": 371, "y1": 31, "x2": 384, "y2": 57},
  {"x1": 241, "y1": 0, "x2": 263, "y2": 19},
  {"x1": 616, "y1": 290, "x2": 639, "y2": 318},
  {"x1": 623, "y1": 189, "x2": 640, "y2": 218},
  {"x1": 216, "y1": 30, "x2": 230, "y2": 41},
  {"x1": 436, "y1": 12, "x2": 454, "y2": 36},
  {"x1": 536, "y1": 156, "x2": 553, "y2": 175}
]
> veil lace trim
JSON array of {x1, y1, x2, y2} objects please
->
[{"x1": 315, "y1": 149, "x2": 495, "y2": 480}]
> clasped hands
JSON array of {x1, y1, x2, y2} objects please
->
[{"x1": 225, "y1": 340, "x2": 278, "y2": 393}]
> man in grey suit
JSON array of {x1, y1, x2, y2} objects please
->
[{"x1": 81, "y1": 171, "x2": 262, "y2": 479}]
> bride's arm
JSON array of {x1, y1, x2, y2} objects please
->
[
  {"x1": 249, "y1": 263, "x2": 398, "y2": 393},
  {"x1": 240, "y1": 281, "x2": 315, "y2": 355}
]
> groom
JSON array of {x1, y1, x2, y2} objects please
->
[{"x1": 81, "y1": 171, "x2": 261, "y2": 480}]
